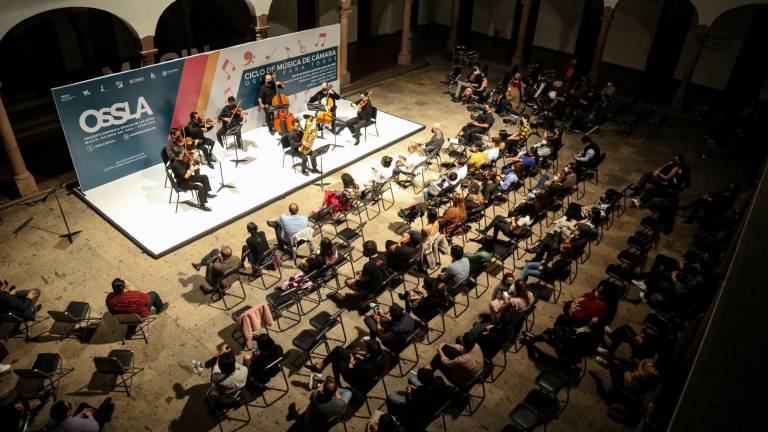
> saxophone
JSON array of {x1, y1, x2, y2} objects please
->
[{"x1": 299, "y1": 116, "x2": 318, "y2": 154}]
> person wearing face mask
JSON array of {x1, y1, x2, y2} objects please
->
[
  {"x1": 217, "y1": 96, "x2": 244, "y2": 149},
  {"x1": 185, "y1": 111, "x2": 216, "y2": 168},
  {"x1": 257, "y1": 73, "x2": 286, "y2": 136}
]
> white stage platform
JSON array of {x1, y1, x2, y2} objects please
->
[{"x1": 76, "y1": 104, "x2": 423, "y2": 258}]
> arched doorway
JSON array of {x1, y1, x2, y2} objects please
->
[
  {"x1": 154, "y1": 0, "x2": 253, "y2": 61},
  {"x1": 0, "y1": 8, "x2": 142, "y2": 181}
]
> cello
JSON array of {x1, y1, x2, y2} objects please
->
[{"x1": 271, "y1": 74, "x2": 295, "y2": 135}]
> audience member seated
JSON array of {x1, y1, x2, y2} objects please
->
[
  {"x1": 386, "y1": 367, "x2": 452, "y2": 429},
  {"x1": 460, "y1": 104, "x2": 494, "y2": 144},
  {"x1": 0, "y1": 279, "x2": 41, "y2": 320},
  {"x1": 521, "y1": 317, "x2": 603, "y2": 371},
  {"x1": 517, "y1": 254, "x2": 571, "y2": 283},
  {"x1": 504, "y1": 148, "x2": 537, "y2": 178},
  {"x1": 244, "y1": 222, "x2": 270, "y2": 270},
  {"x1": 555, "y1": 289, "x2": 609, "y2": 328},
  {"x1": 393, "y1": 144, "x2": 427, "y2": 180},
  {"x1": 344, "y1": 240, "x2": 388, "y2": 295},
  {"x1": 679, "y1": 183, "x2": 736, "y2": 226},
  {"x1": 318, "y1": 173, "x2": 359, "y2": 217},
  {"x1": 452, "y1": 65, "x2": 483, "y2": 101},
  {"x1": 428, "y1": 332, "x2": 484, "y2": 387},
  {"x1": 106, "y1": 278, "x2": 167, "y2": 318},
  {"x1": 47, "y1": 398, "x2": 115, "y2": 432},
  {"x1": 423, "y1": 172, "x2": 459, "y2": 201},
  {"x1": 299, "y1": 238, "x2": 337, "y2": 274},
  {"x1": 589, "y1": 358, "x2": 659, "y2": 422},
  {"x1": 421, "y1": 208, "x2": 441, "y2": 239},
  {"x1": 364, "y1": 304, "x2": 416, "y2": 351},
  {"x1": 369, "y1": 413, "x2": 405, "y2": 432},
  {"x1": 479, "y1": 167, "x2": 501, "y2": 202},
  {"x1": 526, "y1": 228, "x2": 587, "y2": 262},
  {"x1": 423, "y1": 245, "x2": 470, "y2": 296},
  {"x1": 571, "y1": 135, "x2": 601, "y2": 178},
  {"x1": 439, "y1": 193, "x2": 467, "y2": 235},
  {"x1": 402, "y1": 278, "x2": 450, "y2": 321},
  {"x1": 597, "y1": 321, "x2": 667, "y2": 363},
  {"x1": 199, "y1": 345, "x2": 249, "y2": 403},
  {"x1": 508, "y1": 114, "x2": 532, "y2": 148},
  {"x1": 305, "y1": 339, "x2": 394, "y2": 392},
  {"x1": 470, "y1": 310, "x2": 517, "y2": 358},
  {"x1": 629, "y1": 153, "x2": 687, "y2": 207},
  {"x1": 369, "y1": 156, "x2": 394, "y2": 185},
  {"x1": 267, "y1": 203, "x2": 309, "y2": 251},
  {"x1": 304, "y1": 377, "x2": 351, "y2": 429},
  {"x1": 385, "y1": 237, "x2": 419, "y2": 273},
  {"x1": 192, "y1": 245, "x2": 241, "y2": 293},
  {"x1": 423, "y1": 123, "x2": 444, "y2": 155},
  {"x1": 489, "y1": 279, "x2": 534, "y2": 324},
  {"x1": 464, "y1": 181, "x2": 486, "y2": 212},
  {"x1": 242, "y1": 333, "x2": 285, "y2": 391},
  {"x1": 480, "y1": 210, "x2": 532, "y2": 243}
]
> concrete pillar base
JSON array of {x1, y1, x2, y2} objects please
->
[
  {"x1": 13, "y1": 172, "x2": 38, "y2": 196},
  {"x1": 340, "y1": 70, "x2": 351, "y2": 86}
]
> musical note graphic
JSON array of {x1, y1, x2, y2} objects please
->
[
  {"x1": 314, "y1": 32, "x2": 327, "y2": 47},
  {"x1": 242, "y1": 51, "x2": 255, "y2": 66},
  {"x1": 224, "y1": 87, "x2": 234, "y2": 97},
  {"x1": 298, "y1": 39, "x2": 307, "y2": 54},
  {"x1": 284, "y1": 46, "x2": 292, "y2": 58},
  {"x1": 221, "y1": 59, "x2": 235, "y2": 80},
  {"x1": 265, "y1": 47, "x2": 277, "y2": 60}
]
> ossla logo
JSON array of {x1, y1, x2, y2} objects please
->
[{"x1": 78, "y1": 97, "x2": 153, "y2": 133}]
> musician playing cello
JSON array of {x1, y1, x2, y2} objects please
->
[
  {"x1": 334, "y1": 90, "x2": 373, "y2": 146},
  {"x1": 308, "y1": 81, "x2": 340, "y2": 131},
  {"x1": 257, "y1": 73, "x2": 285, "y2": 136},
  {"x1": 216, "y1": 96, "x2": 243, "y2": 149},
  {"x1": 186, "y1": 111, "x2": 216, "y2": 169}
]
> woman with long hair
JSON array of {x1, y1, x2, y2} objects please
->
[
  {"x1": 439, "y1": 193, "x2": 467, "y2": 235},
  {"x1": 489, "y1": 279, "x2": 534, "y2": 323},
  {"x1": 299, "y1": 237, "x2": 337, "y2": 273}
]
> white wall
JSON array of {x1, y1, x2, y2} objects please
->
[
  {"x1": 471, "y1": 0, "x2": 498, "y2": 36},
  {"x1": 318, "y1": 0, "x2": 358, "y2": 43},
  {"x1": 602, "y1": 0, "x2": 664, "y2": 70},
  {"x1": 419, "y1": 0, "x2": 452, "y2": 25},
  {"x1": 675, "y1": 6, "x2": 752, "y2": 90},
  {"x1": 533, "y1": 0, "x2": 583, "y2": 54},
  {"x1": 268, "y1": 0, "x2": 298, "y2": 36}
]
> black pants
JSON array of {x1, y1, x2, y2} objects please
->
[
  {"x1": 8, "y1": 289, "x2": 41, "y2": 321},
  {"x1": 485, "y1": 215, "x2": 516, "y2": 242},
  {"x1": 461, "y1": 124, "x2": 488, "y2": 141},
  {"x1": 196, "y1": 138, "x2": 216, "y2": 162},
  {"x1": 532, "y1": 233, "x2": 561, "y2": 262},
  {"x1": 267, "y1": 221, "x2": 287, "y2": 249},
  {"x1": 216, "y1": 124, "x2": 242, "y2": 148},
  {"x1": 178, "y1": 174, "x2": 212, "y2": 205},
  {"x1": 291, "y1": 144, "x2": 317, "y2": 171},
  {"x1": 605, "y1": 325, "x2": 640, "y2": 356},
  {"x1": 264, "y1": 105, "x2": 276, "y2": 133},
  {"x1": 319, "y1": 346, "x2": 352, "y2": 385},
  {"x1": 482, "y1": 182, "x2": 498, "y2": 202},
  {"x1": 340, "y1": 117, "x2": 367, "y2": 136},
  {"x1": 196, "y1": 249, "x2": 221, "y2": 285}
]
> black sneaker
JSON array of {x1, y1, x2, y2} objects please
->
[
  {"x1": 200, "y1": 205, "x2": 212, "y2": 212},
  {"x1": 157, "y1": 302, "x2": 170, "y2": 313},
  {"x1": 301, "y1": 169, "x2": 310, "y2": 176},
  {"x1": 206, "y1": 193, "x2": 217, "y2": 199}
]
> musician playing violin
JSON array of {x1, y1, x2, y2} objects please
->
[
  {"x1": 165, "y1": 128, "x2": 183, "y2": 161},
  {"x1": 186, "y1": 111, "x2": 216, "y2": 168},
  {"x1": 217, "y1": 96, "x2": 243, "y2": 149},
  {"x1": 257, "y1": 73, "x2": 286, "y2": 136},
  {"x1": 334, "y1": 90, "x2": 373, "y2": 146},
  {"x1": 170, "y1": 145, "x2": 216, "y2": 212}
]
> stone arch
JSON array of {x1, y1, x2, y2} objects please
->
[
  {"x1": 0, "y1": 0, "x2": 174, "y2": 40},
  {"x1": 154, "y1": 0, "x2": 254, "y2": 61},
  {"x1": 691, "y1": 0, "x2": 768, "y2": 26}
]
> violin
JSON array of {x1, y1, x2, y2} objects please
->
[
  {"x1": 195, "y1": 116, "x2": 215, "y2": 127},
  {"x1": 222, "y1": 102, "x2": 243, "y2": 125},
  {"x1": 351, "y1": 91, "x2": 372, "y2": 110}
]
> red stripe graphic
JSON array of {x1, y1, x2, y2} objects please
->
[{"x1": 171, "y1": 55, "x2": 210, "y2": 129}]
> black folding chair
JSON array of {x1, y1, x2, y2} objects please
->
[
  {"x1": 13, "y1": 353, "x2": 74, "y2": 400},
  {"x1": 209, "y1": 263, "x2": 247, "y2": 311},
  {"x1": 266, "y1": 288, "x2": 302, "y2": 332},
  {"x1": 93, "y1": 349, "x2": 143, "y2": 397},
  {"x1": 113, "y1": 313, "x2": 156, "y2": 344},
  {"x1": 240, "y1": 245, "x2": 283, "y2": 289},
  {"x1": 250, "y1": 355, "x2": 290, "y2": 407},
  {"x1": 47, "y1": 301, "x2": 99, "y2": 342}
]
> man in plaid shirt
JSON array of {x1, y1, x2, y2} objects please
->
[{"x1": 106, "y1": 278, "x2": 168, "y2": 318}]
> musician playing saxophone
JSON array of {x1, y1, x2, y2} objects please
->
[{"x1": 284, "y1": 118, "x2": 319, "y2": 176}]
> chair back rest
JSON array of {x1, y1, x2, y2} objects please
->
[
  {"x1": 371, "y1": 106, "x2": 378, "y2": 119},
  {"x1": 93, "y1": 356, "x2": 127, "y2": 375},
  {"x1": 218, "y1": 263, "x2": 244, "y2": 288},
  {"x1": 165, "y1": 169, "x2": 181, "y2": 191},
  {"x1": 47, "y1": 310, "x2": 77, "y2": 324},
  {"x1": 13, "y1": 368, "x2": 50, "y2": 380},
  {"x1": 114, "y1": 313, "x2": 144, "y2": 325},
  {"x1": 161, "y1": 148, "x2": 170, "y2": 165}
]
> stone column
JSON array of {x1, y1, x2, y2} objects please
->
[
  {"x1": 0, "y1": 91, "x2": 38, "y2": 196},
  {"x1": 510, "y1": 0, "x2": 534, "y2": 66},
  {"x1": 672, "y1": 25, "x2": 709, "y2": 110},
  {"x1": 140, "y1": 36, "x2": 158, "y2": 66},
  {"x1": 338, "y1": 0, "x2": 352, "y2": 85},
  {"x1": 253, "y1": 14, "x2": 270, "y2": 40},
  {"x1": 447, "y1": 0, "x2": 460, "y2": 50},
  {"x1": 398, "y1": 0, "x2": 414, "y2": 65},
  {"x1": 589, "y1": 7, "x2": 615, "y2": 84}
]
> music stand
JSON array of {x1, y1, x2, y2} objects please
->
[
  {"x1": 216, "y1": 160, "x2": 235, "y2": 192},
  {"x1": 311, "y1": 144, "x2": 332, "y2": 191},
  {"x1": 226, "y1": 123, "x2": 246, "y2": 166}
]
